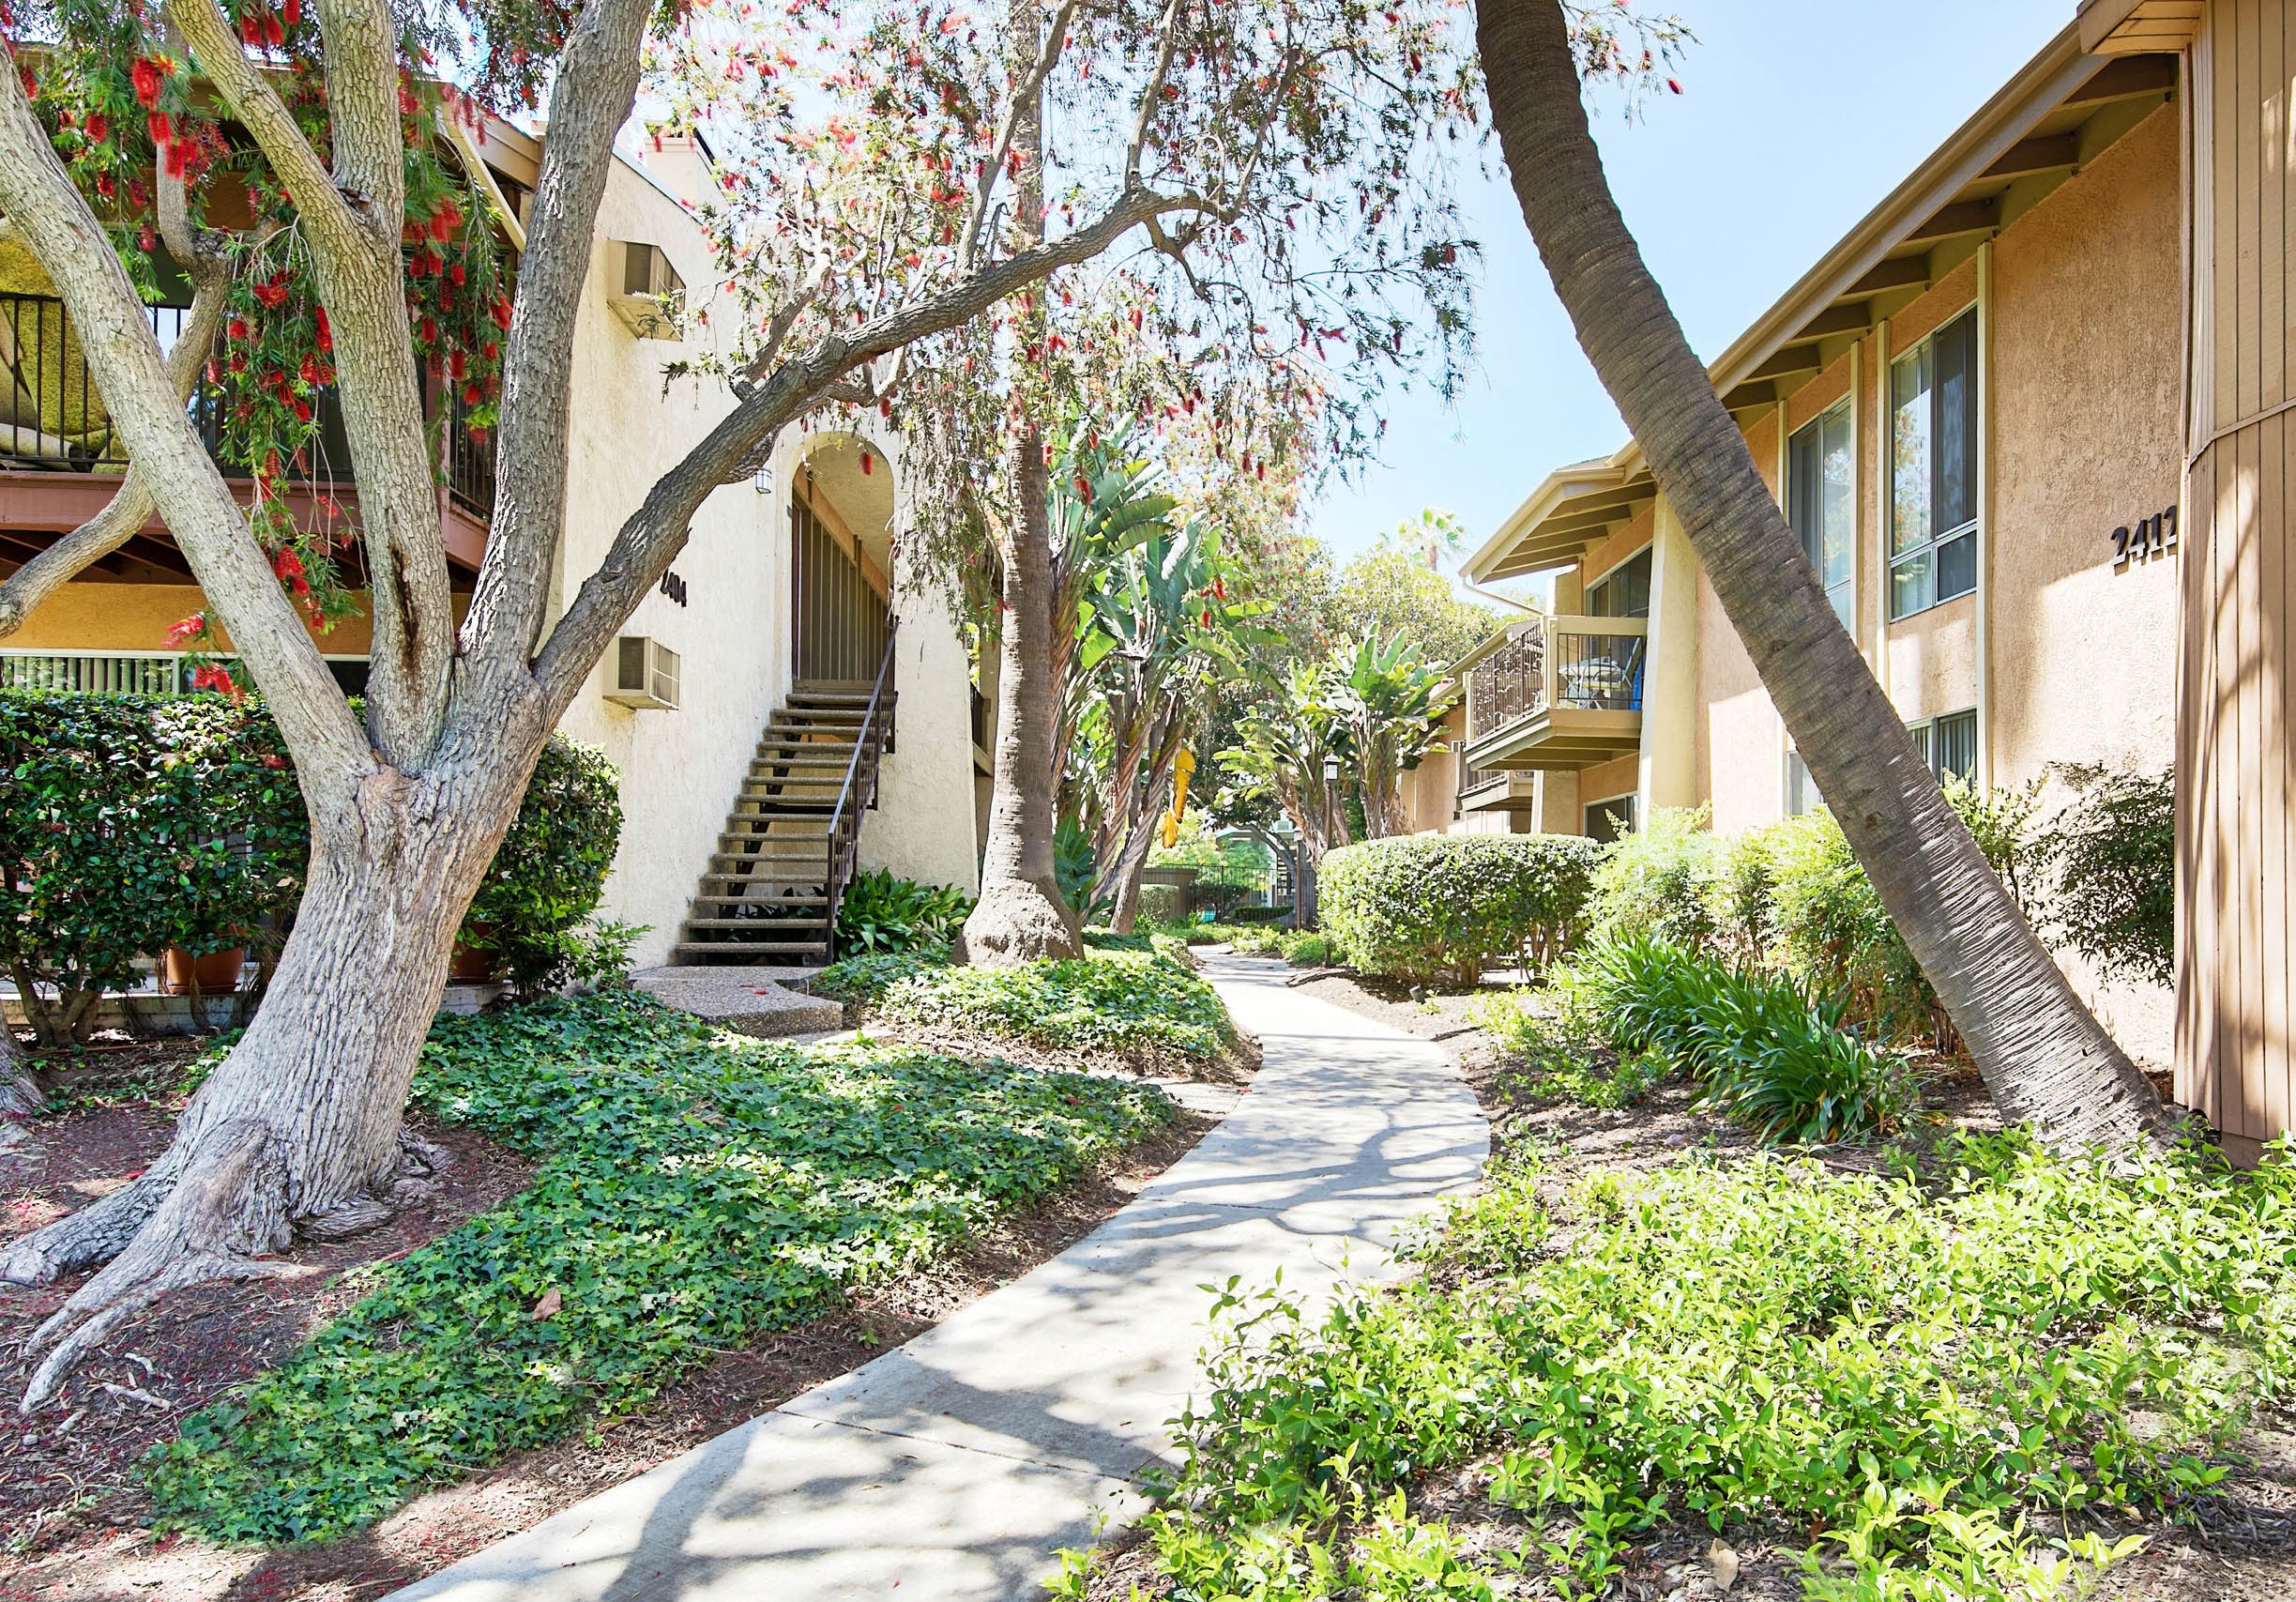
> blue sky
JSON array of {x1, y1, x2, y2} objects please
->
[{"x1": 1305, "y1": 0, "x2": 2074, "y2": 563}]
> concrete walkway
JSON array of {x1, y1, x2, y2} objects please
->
[{"x1": 387, "y1": 953, "x2": 1486, "y2": 1602}]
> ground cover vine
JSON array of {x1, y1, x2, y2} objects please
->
[{"x1": 139, "y1": 990, "x2": 1171, "y2": 1542}]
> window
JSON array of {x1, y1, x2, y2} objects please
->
[
  {"x1": 1788, "y1": 401, "x2": 1855, "y2": 630},
  {"x1": 1584, "y1": 794, "x2": 1638, "y2": 843},
  {"x1": 1786, "y1": 747, "x2": 1818, "y2": 816},
  {"x1": 1889, "y1": 309, "x2": 1979, "y2": 618},
  {"x1": 1909, "y1": 709, "x2": 1978, "y2": 783},
  {"x1": 1584, "y1": 548, "x2": 1651, "y2": 618}
]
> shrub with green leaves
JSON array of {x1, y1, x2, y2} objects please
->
[
  {"x1": 1121, "y1": 1137, "x2": 2296, "y2": 1602},
  {"x1": 1317, "y1": 833, "x2": 1599, "y2": 985},
  {"x1": 833, "y1": 869, "x2": 973, "y2": 959},
  {"x1": 1470, "y1": 984, "x2": 1665, "y2": 1110},
  {"x1": 2046, "y1": 763, "x2": 2173, "y2": 988},
  {"x1": 463, "y1": 738, "x2": 627, "y2": 995},
  {"x1": 1587, "y1": 804, "x2": 1726, "y2": 954},
  {"x1": 0, "y1": 693, "x2": 303, "y2": 1043},
  {"x1": 1575, "y1": 933, "x2": 1911, "y2": 1142},
  {"x1": 1760, "y1": 808, "x2": 1934, "y2": 1042},
  {"x1": 141, "y1": 991, "x2": 1170, "y2": 1541},
  {"x1": 873, "y1": 947, "x2": 1238, "y2": 1073}
]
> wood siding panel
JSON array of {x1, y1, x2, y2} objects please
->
[{"x1": 2180, "y1": 1, "x2": 2296, "y2": 1155}]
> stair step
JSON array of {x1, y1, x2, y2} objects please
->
[
  {"x1": 745, "y1": 758, "x2": 855, "y2": 771},
  {"x1": 682, "y1": 917, "x2": 830, "y2": 932},
  {"x1": 732, "y1": 802, "x2": 836, "y2": 816},
  {"x1": 673, "y1": 937, "x2": 831, "y2": 952},
  {"x1": 698, "y1": 871, "x2": 826, "y2": 886},
  {"x1": 794, "y1": 679, "x2": 875, "y2": 693}
]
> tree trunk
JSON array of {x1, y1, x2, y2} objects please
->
[
  {"x1": 0, "y1": 759, "x2": 531, "y2": 1411},
  {"x1": 0, "y1": 1020, "x2": 38, "y2": 1118},
  {"x1": 1099, "y1": 738, "x2": 1180, "y2": 932},
  {"x1": 1476, "y1": 0, "x2": 2168, "y2": 1152},
  {"x1": 958, "y1": 0, "x2": 1083, "y2": 967}
]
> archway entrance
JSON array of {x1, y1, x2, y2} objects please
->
[{"x1": 790, "y1": 454, "x2": 891, "y2": 683}]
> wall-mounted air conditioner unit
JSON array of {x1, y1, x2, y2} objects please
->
[
  {"x1": 606, "y1": 636, "x2": 680, "y2": 709},
  {"x1": 608, "y1": 240, "x2": 684, "y2": 339}
]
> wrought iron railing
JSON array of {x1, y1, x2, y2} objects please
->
[
  {"x1": 1463, "y1": 615, "x2": 1649, "y2": 753},
  {"x1": 0, "y1": 291, "x2": 494, "y2": 520},
  {"x1": 1465, "y1": 620, "x2": 1544, "y2": 744},
  {"x1": 823, "y1": 618, "x2": 901, "y2": 942}
]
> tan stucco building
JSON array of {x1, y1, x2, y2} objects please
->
[
  {"x1": 0, "y1": 126, "x2": 982, "y2": 970},
  {"x1": 1450, "y1": 3, "x2": 2295, "y2": 1158}
]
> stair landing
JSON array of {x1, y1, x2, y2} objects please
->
[{"x1": 632, "y1": 967, "x2": 843, "y2": 1038}]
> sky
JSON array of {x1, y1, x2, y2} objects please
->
[{"x1": 1304, "y1": 0, "x2": 2075, "y2": 566}]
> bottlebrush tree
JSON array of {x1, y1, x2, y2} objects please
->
[{"x1": 659, "y1": 0, "x2": 1485, "y2": 960}]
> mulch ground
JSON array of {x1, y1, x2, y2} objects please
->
[
  {"x1": 0, "y1": 1034, "x2": 1222, "y2": 1602},
  {"x1": 1085, "y1": 964, "x2": 2296, "y2": 1602}
]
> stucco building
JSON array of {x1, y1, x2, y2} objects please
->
[
  {"x1": 0, "y1": 124, "x2": 982, "y2": 971},
  {"x1": 1447, "y1": 3, "x2": 2294, "y2": 1158}
]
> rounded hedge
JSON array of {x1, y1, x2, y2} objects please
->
[{"x1": 1316, "y1": 833, "x2": 1600, "y2": 984}]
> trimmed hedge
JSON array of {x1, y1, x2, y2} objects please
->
[
  {"x1": 1316, "y1": 833, "x2": 1599, "y2": 985},
  {"x1": 0, "y1": 691, "x2": 625, "y2": 1035}
]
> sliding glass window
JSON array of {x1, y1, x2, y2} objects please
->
[
  {"x1": 1889, "y1": 308, "x2": 1978, "y2": 618},
  {"x1": 1788, "y1": 400, "x2": 1855, "y2": 630}
]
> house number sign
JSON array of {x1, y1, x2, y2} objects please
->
[
  {"x1": 659, "y1": 570, "x2": 690, "y2": 606},
  {"x1": 2112, "y1": 505, "x2": 2177, "y2": 567}
]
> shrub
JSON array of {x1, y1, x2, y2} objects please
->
[
  {"x1": 0, "y1": 693, "x2": 302, "y2": 1043},
  {"x1": 1317, "y1": 833, "x2": 1599, "y2": 985},
  {"x1": 143, "y1": 992, "x2": 1170, "y2": 1540},
  {"x1": 1470, "y1": 984, "x2": 1665, "y2": 1109},
  {"x1": 833, "y1": 869, "x2": 972, "y2": 959},
  {"x1": 874, "y1": 948, "x2": 1238, "y2": 1072},
  {"x1": 1575, "y1": 932, "x2": 1912, "y2": 1142},
  {"x1": 1760, "y1": 809, "x2": 1932, "y2": 1042},
  {"x1": 2046, "y1": 763, "x2": 2173, "y2": 987},
  {"x1": 1587, "y1": 805, "x2": 1726, "y2": 954},
  {"x1": 1136, "y1": 881, "x2": 1183, "y2": 924},
  {"x1": 1280, "y1": 931, "x2": 1330, "y2": 967},
  {"x1": 464, "y1": 737, "x2": 627, "y2": 995}
]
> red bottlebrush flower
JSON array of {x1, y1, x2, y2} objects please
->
[
  {"x1": 430, "y1": 202, "x2": 461, "y2": 240},
  {"x1": 480, "y1": 340, "x2": 498, "y2": 361},
  {"x1": 462, "y1": 384, "x2": 481, "y2": 406},
  {"x1": 1073, "y1": 475, "x2": 1091, "y2": 502},
  {"x1": 272, "y1": 546, "x2": 304, "y2": 578},
  {"x1": 290, "y1": 574, "x2": 312, "y2": 599},
  {"x1": 859, "y1": 450, "x2": 873, "y2": 476},
  {"x1": 227, "y1": 317, "x2": 250, "y2": 341},
  {"x1": 283, "y1": 0, "x2": 300, "y2": 24},
  {"x1": 84, "y1": 113, "x2": 107, "y2": 144},
  {"x1": 313, "y1": 307, "x2": 331, "y2": 351},
  {"x1": 490, "y1": 297, "x2": 512, "y2": 330},
  {"x1": 138, "y1": 224, "x2": 157, "y2": 252},
  {"x1": 164, "y1": 140, "x2": 190, "y2": 177},
  {"x1": 448, "y1": 349, "x2": 466, "y2": 381},
  {"x1": 131, "y1": 56, "x2": 164, "y2": 109},
  {"x1": 419, "y1": 317, "x2": 437, "y2": 344},
  {"x1": 146, "y1": 111, "x2": 173, "y2": 145},
  {"x1": 292, "y1": 397, "x2": 313, "y2": 423},
  {"x1": 299, "y1": 354, "x2": 321, "y2": 385},
  {"x1": 261, "y1": 753, "x2": 287, "y2": 769},
  {"x1": 449, "y1": 263, "x2": 465, "y2": 286},
  {"x1": 165, "y1": 614, "x2": 205, "y2": 647}
]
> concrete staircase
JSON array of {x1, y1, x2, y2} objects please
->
[{"x1": 671, "y1": 678, "x2": 894, "y2": 967}]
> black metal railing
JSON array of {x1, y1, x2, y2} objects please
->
[
  {"x1": 0, "y1": 291, "x2": 494, "y2": 520},
  {"x1": 823, "y1": 619, "x2": 901, "y2": 943},
  {"x1": 1465, "y1": 620, "x2": 1544, "y2": 745}
]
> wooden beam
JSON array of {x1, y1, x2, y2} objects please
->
[
  {"x1": 1745, "y1": 345, "x2": 1824, "y2": 383},
  {"x1": 1983, "y1": 133, "x2": 2080, "y2": 181},
  {"x1": 2061, "y1": 53, "x2": 2179, "y2": 108},
  {"x1": 1787, "y1": 302, "x2": 1877, "y2": 343},
  {"x1": 1722, "y1": 380, "x2": 1777, "y2": 412},
  {"x1": 1841, "y1": 255, "x2": 1931, "y2": 298},
  {"x1": 1904, "y1": 198, "x2": 1999, "y2": 245}
]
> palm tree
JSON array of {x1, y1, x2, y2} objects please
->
[
  {"x1": 1334, "y1": 631, "x2": 1455, "y2": 838},
  {"x1": 1474, "y1": 0, "x2": 2167, "y2": 1151}
]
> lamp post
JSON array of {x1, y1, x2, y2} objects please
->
[{"x1": 1308, "y1": 754, "x2": 1342, "y2": 930}]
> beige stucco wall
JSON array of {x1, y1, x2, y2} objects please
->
[
  {"x1": 5, "y1": 580, "x2": 378, "y2": 658},
  {"x1": 859, "y1": 572, "x2": 981, "y2": 893},
  {"x1": 1981, "y1": 100, "x2": 2182, "y2": 1062}
]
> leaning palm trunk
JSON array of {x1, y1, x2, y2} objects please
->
[{"x1": 1476, "y1": 0, "x2": 2167, "y2": 1152}]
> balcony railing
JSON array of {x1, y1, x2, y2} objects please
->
[
  {"x1": 0, "y1": 291, "x2": 495, "y2": 521},
  {"x1": 1464, "y1": 615, "x2": 1650, "y2": 751}
]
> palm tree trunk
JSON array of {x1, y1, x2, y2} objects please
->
[
  {"x1": 958, "y1": 0, "x2": 1083, "y2": 965},
  {"x1": 1476, "y1": 0, "x2": 2167, "y2": 1152}
]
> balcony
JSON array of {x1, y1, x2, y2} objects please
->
[
  {"x1": 1460, "y1": 615, "x2": 1648, "y2": 773},
  {"x1": 0, "y1": 293, "x2": 493, "y2": 585}
]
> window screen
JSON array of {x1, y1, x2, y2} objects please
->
[{"x1": 1789, "y1": 401, "x2": 1856, "y2": 630}]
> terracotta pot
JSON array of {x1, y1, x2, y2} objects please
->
[
  {"x1": 159, "y1": 945, "x2": 246, "y2": 997},
  {"x1": 449, "y1": 925, "x2": 498, "y2": 984}
]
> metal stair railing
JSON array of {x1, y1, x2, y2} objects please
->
[{"x1": 821, "y1": 616, "x2": 899, "y2": 952}]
